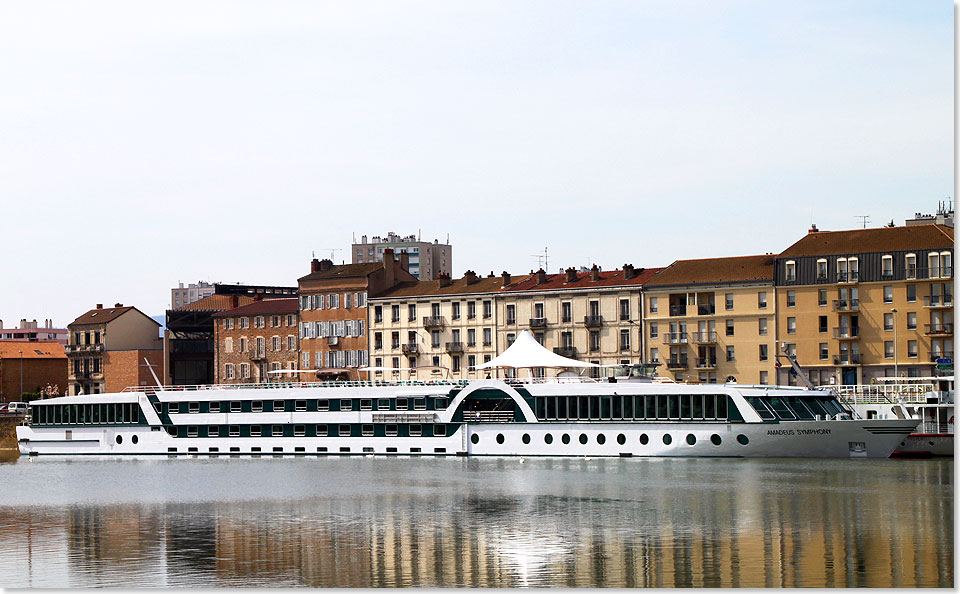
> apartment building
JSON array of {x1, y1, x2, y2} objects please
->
[
  {"x1": 0, "y1": 319, "x2": 68, "y2": 345},
  {"x1": 0, "y1": 341, "x2": 67, "y2": 401},
  {"x1": 213, "y1": 298, "x2": 299, "y2": 383},
  {"x1": 66, "y1": 303, "x2": 163, "y2": 395},
  {"x1": 170, "y1": 281, "x2": 216, "y2": 309},
  {"x1": 642, "y1": 256, "x2": 777, "y2": 385},
  {"x1": 298, "y1": 251, "x2": 416, "y2": 380},
  {"x1": 352, "y1": 232, "x2": 452, "y2": 280},
  {"x1": 775, "y1": 223, "x2": 953, "y2": 385},
  {"x1": 368, "y1": 270, "x2": 504, "y2": 380},
  {"x1": 498, "y1": 265, "x2": 662, "y2": 377}
]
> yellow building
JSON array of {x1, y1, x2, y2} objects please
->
[
  {"x1": 642, "y1": 256, "x2": 777, "y2": 384},
  {"x1": 774, "y1": 224, "x2": 953, "y2": 385}
]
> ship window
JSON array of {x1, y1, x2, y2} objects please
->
[
  {"x1": 817, "y1": 397, "x2": 844, "y2": 416},
  {"x1": 317, "y1": 400, "x2": 329, "y2": 412},
  {"x1": 600, "y1": 397, "x2": 611, "y2": 420},
  {"x1": 187, "y1": 426, "x2": 198, "y2": 437},
  {"x1": 230, "y1": 401, "x2": 241, "y2": 413},
  {"x1": 362, "y1": 424, "x2": 374, "y2": 437},
  {"x1": 639, "y1": 433, "x2": 649, "y2": 445},
  {"x1": 377, "y1": 399, "x2": 390, "y2": 410},
  {"x1": 745, "y1": 397, "x2": 776, "y2": 420},
  {"x1": 496, "y1": 433, "x2": 504, "y2": 444},
  {"x1": 579, "y1": 433, "x2": 588, "y2": 445},
  {"x1": 316, "y1": 425, "x2": 328, "y2": 437},
  {"x1": 116, "y1": 435, "x2": 123, "y2": 445},
  {"x1": 153, "y1": 402, "x2": 163, "y2": 414},
  {"x1": 616, "y1": 433, "x2": 626, "y2": 445},
  {"x1": 522, "y1": 433, "x2": 531, "y2": 444},
  {"x1": 657, "y1": 395, "x2": 668, "y2": 419},
  {"x1": 272, "y1": 425, "x2": 283, "y2": 437},
  {"x1": 561, "y1": 433, "x2": 570, "y2": 444},
  {"x1": 167, "y1": 427, "x2": 177, "y2": 437},
  {"x1": 273, "y1": 400, "x2": 286, "y2": 412},
  {"x1": 339, "y1": 399, "x2": 352, "y2": 411},
  {"x1": 132, "y1": 435, "x2": 139, "y2": 444},
  {"x1": 765, "y1": 397, "x2": 797, "y2": 420},
  {"x1": 295, "y1": 400, "x2": 307, "y2": 412},
  {"x1": 692, "y1": 395, "x2": 703, "y2": 419},
  {"x1": 544, "y1": 433, "x2": 553, "y2": 444},
  {"x1": 737, "y1": 434, "x2": 749, "y2": 445},
  {"x1": 413, "y1": 398, "x2": 426, "y2": 411},
  {"x1": 252, "y1": 401, "x2": 263, "y2": 412},
  {"x1": 711, "y1": 434, "x2": 722, "y2": 445},
  {"x1": 396, "y1": 398, "x2": 408, "y2": 411},
  {"x1": 250, "y1": 426, "x2": 262, "y2": 437},
  {"x1": 338, "y1": 424, "x2": 351, "y2": 437},
  {"x1": 410, "y1": 424, "x2": 422, "y2": 437},
  {"x1": 434, "y1": 398, "x2": 448, "y2": 410},
  {"x1": 208, "y1": 426, "x2": 219, "y2": 437},
  {"x1": 360, "y1": 399, "x2": 373, "y2": 411},
  {"x1": 294, "y1": 425, "x2": 306, "y2": 437},
  {"x1": 434, "y1": 424, "x2": 445, "y2": 437},
  {"x1": 471, "y1": 433, "x2": 479, "y2": 444},
  {"x1": 785, "y1": 398, "x2": 815, "y2": 420},
  {"x1": 386, "y1": 424, "x2": 398, "y2": 437},
  {"x1": 209, "y1": 401, "x2": 220, "y2": 413},
  {"x1": 189, "y1": 402, "x2": 200, "y2": 414},
  {"x1": 623, "y1": 396, "x2": 633, "y2": 419},
  {"x1": 662, "y1": 434, "x2": 672, "y2": 445},
  {"x1": 680, "y1": 395, "x2": 691, "y2": 419},
  {"x1": 686, "y1": 434, "x2": 696, "y2": 445}
]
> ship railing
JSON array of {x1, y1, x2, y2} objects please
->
[
  {"x1": 835, "y1": 383, "x2": 935, "y2": 403},
  {"x1": 122, "y1": 376, "x2": 606, "y2": 392},
  {"x1": 917, "y1": 422, "x2": 951, "y2": 435}
]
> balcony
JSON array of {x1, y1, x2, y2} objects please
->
[
  {"x1": 65, "y1": 343, "x2": 104, "y2": 354},
  {"x1": 445, "y1": 341, "x2": 464, "y2": 354},
  {"x1": 833, "y1": 353, "x2": 861, "y2": 365},
  {"x1": 422, "y1": 316, "x2": 445, "y2": 329},
  {"x1": 666, "y1": 356, "x2": 688, "y2": 370},
  {"x1": 697, "y1": 304, "x2": 716, "y2": 316},
  {"x1": 695, "y1": 357, "x2": 717, "y2": 369},
  {"x1": 924, "y1": 323, "x2": 953, "y2": 336},
  {"x1": 916, "y1": 266, "x2": 953, "y2": 280},
  {"x1": 584, "y1": 315, "x2": 603, "y2": 328},
  {"x1": 250, "y1": 350, "x2": 267, "y2": 360},
  {"x1": 327, "y1": 336, "x2": 340, "y2": 347},
  {"x1": 662, "y1": 332, "x2": 689, "y2": 345},
  {"x1": 689, "y1": 331, "x2": 717, "y2": 345},
  {"x1": 833, "y1": 327, "x2": 860, "y2": 340},
  {"x1": 669, "y1": 305, "x2": 687, "y2": 317},
  {"x1": 401, "y1": 343, "x2": 419, "y2": 355},
  {"x1": 928, "y1": 351, "x2": 954, "y2": 362},
  {"x1": 553, "y1": 346, "x2": 577, "y2": 358},
  {"x1": 815, "y1": 274, "x2": 831, "y2": 284},
  {"x1": 923, "y1": 295, "x2": 953, "y2": 308},
  {"x1": 833, "y1": 299, "x2": 859, "y2": 312},
  {"x1": 837, "y1": 271, "x2": 859, "y2": 284},
  {"x1": 529, "y1": 317, "x2": 548, "y2": 329}
]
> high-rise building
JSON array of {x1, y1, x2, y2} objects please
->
[
  {"x1": 171, "y1": 281, "x2": 216, "y2": 310},
  {"x1": 351, "y1": 232, "x2": 452, "y2": 280}
]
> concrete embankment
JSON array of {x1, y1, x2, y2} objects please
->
[{"x1": 0, "y1": 416, "x2": 22, "y2": 455}]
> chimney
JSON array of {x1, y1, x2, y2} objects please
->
[
  {"x1": 319, "y1": 259, "x2": 333, "y2": 272},
  {"x1": 488, "y1": 271, "x2": 494, "y2": 278},
  {"x1": 438, "y1": 273, "x2": 452, "y2": 287},
  {"x1": 231, "y1": 295, "x2": 239, "y2": 308},
  {"x1": 623, "y1": 263, "x2": 635, "y2": 279},
  {"x1": 398, "y1": 251, "x2": 410, "y2": 271},
  {"x1": 565, "y1": 267, "x2": 577, "y2": 283},
  {"x1": 0, "y1": 320, "x2": 3, "y2": 330},
  {"x1": 96, "y1": 304, "x2": 103, "y2": 309},
  {"x1": 310, "y1": 258, "x2": 321, "y2": 273},
  {"x1": 382, "y1": 249, "x2": 396, "y2": 288},
  {"x1": 501, "y1": 271, "x2": 511, "y2": 285},
  {"x1": 464, "y1": 270, "x2": 478, "y2": 285},
  {"x1": 114, "y1": 303, "x2": 123, "y2": 308},
  {"x1": 809, "y1": 223, "x2": 819, "y2": 233},
  {"x1": 590, "y1": 264, "x2": 600, "y2": 281},
  {"x1": 535, "y1": 268, "x2": 547, "y2": 285}
]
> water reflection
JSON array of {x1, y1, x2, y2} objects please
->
[{"x1": 0, "y1": 457, "x2": 951, "y2": 587}]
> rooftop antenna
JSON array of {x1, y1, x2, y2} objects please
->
[
  {"x1": 854, "y1": 215, "x2": 870, "y2": 229},
  {"x1": 530, "y1": 247, "x2": 548, "y2": 270},
  {"x1": 324, "y1": 248, "x2": 342, "y2": 260}
]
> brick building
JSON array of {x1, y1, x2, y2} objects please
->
[
  {"x1": 66, "y1": 304, "x2": 162, "y2": 395},
  {"x1": 104, "y1": 349, "x2": 165, "y2": 393},
  {"x1": 298, "y1": 251, "x2": 416, "y2": 380},
  {"x1": 213, "y1": 298, "x2": 299, "y2": 383},
  {"x1": 0, "y1": 342, "x2": 67, "y2": 402}
]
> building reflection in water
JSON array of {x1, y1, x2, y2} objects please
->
[{"x1": 0, "y1": 458, "x2": 951, "y2": 587}]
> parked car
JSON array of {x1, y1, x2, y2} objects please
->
[
  {"x1": 0, "y1": 404, "x2": 7, "y2": 414},
  {"x1": 6, "y1": 402, "x2": 28, "y2": 415}
]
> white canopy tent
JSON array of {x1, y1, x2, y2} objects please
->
[{"x1": 474, "y1": 330, "x2": 600, "y2": 371}]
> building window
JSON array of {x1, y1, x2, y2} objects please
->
[
  {"x1": 254, "y1": 316, "x2": 264, "y2": 328},
  {"x1": 452, "y1": 302, "x2": 460, "y2": 320},
  {"x1": 374, "y1": 306, "x2": 383, "y2": 323},
  {"x1": 724, "y1": 293, "x2": 734, "y2": 311},
  {"x1": 786, "y1": 291, "x2": 796, "y2": 307},
  {"x1": 648, "y1": 297, "x2": 658, "y2": 314},
  {"x1": 483, "y1": 328, "x2": 492, "y2": 346},
  {"x1": 225, "y1": 364, "x2": 234, "y2": 379},
  {"x1": 759, "y1": 344, "x2": 768, "y2": 361},
  {"x1": 620, "y1": 299, "x2": 631, "y2": 320},
  {"x1": 884, "y1": 341, "x2": 894, "y2": 359},
  {"x1": 759, "y1": 371, "x2": 769, "y2": 385},
  {"x1": 883, "y1": 285, "x2": 893, "y2": 303},
  {"x1": 785, "y1": 261, "x2": 796, "y2": 282},
  {"x1": 272, "y1": 336, "x2": 281, "y2": 351},
  {"x1": 757, "y1": 292, "x2": 767, "y2": 309},
  {"x1": 883, "y1": 313, "x2": 893, "y2": 331},
  {"x1": 907, "y1": 340, "x2": 918, "y2": 358},
  {"x1": 619, "y1": 329, "x2": 630, "y2": 351},
  {"x1": 589, "y1": 331, "x2": 600, "y2": 351},
  {"x1": 881, "y1": 255, "x2": 894, "y2": 279},
  {"x1": 758, "y1": 318, "x2": 767, "y2": 336},
  {"x1": 408, "y1": 304, "x2": 416, "y2": 321},
  {"x1": 483, "y1": 301, "x2": 492, "y2": 319},
  {"x1": 468, "y1": 302, "x2": 476, "y2": 319},
  {"x1": 241, "y1": 364, "x2": 250, "y2": 378},
  {"x1": 725, "y1": 320, "x2": 734, "y2": 336},
  {"x1": 818, "y1": 289, "x2": 827, "y2": 306},
  {"x1": 506, "y1": 304, "x2": 516, "y2": 325},
  {"x1": 467, "y1": 328, "x2": 476, "y2": 346},
  {"x1": 506, "y1": 333, "x2": 516, "y2": 347},
  {"x1": 431, "y1": 330, "x2": 441, "y2": 348},
  {"x1": 787, "y1": 317, "x2": 796, "y2": 334},
  {"x1": 649, "y1": 347, "x2": 659, "y2": 363},
  {"x1": 906, "y1": 284, "x2": 917, "y2": 302},
  {"x1": 819, "y1": 342, "x2": 829, "y2": 360},
  {"x1": 726, "y1": 346, "x2": 735, "y2": 362},
  {"x1": 819, "y1": 316, "x2": 828, "y2": 333},
  {"x1": 561, "y1": 302, "x2": 572, "y2": 322},
  {"x1": 649, "y1": 322, "x2": 658, "y2": 339},
  {"x1": 374, "y1": 332, "x2": 383, "y2": 350},
  {"x1": 906, "y1": 312, "x2": 916, "y2": 330},
  {"x1": 816, "y1": 259, "x2": 828, "y2": 281},
  {"x1": 391, "y1": 305, "x2": 400, "y2": 322},
  {"x1": 452, "y1": 356, "x2": 461, "y2": 372}
]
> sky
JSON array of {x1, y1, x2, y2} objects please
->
[{"x1": 0, "y1": 0, "x2": 953, "y2": 326}]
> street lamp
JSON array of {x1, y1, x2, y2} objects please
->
[
  {"x1": 18, "y1": 349, "x2": 23, "y2": 400},
  {"x1": 890, "y1": 308, "x2": 898, "y2": 377}
]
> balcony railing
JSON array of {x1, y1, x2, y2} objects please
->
[
  {"x1": 697, "y1": 304, "x2": 716, "y2": 316},
  {"x1": 505, "y1": 317, "x2": 516, "y2": 325},
  {"x1": 832, "y1": 299, "x2": 859, "y2": 312},
  {"x1": 924, "y1": 323, "x2": 953, "y2": 336},
  {"x1": 669, "y1": 305, "x2": 687, "y2": 317},
  {"x1": 662, "y1": 332, "x2": 688, "y2": 344},
  {"x1": 695, "y1": 357, "x2": 717, "y2": 369},
  {"x1": 666, "y1": 356, "x2": 688, "y2": 370},
  {"x1": 584, "y1": 315, "x2": 603, "y2": 328},
  {"x1": 923, "y1": 295, "x2": 953, "y2": 308},
  {"x1": 401, "y1": 343, "x2": 419, "y2": 355},
  {"x1": 422, "y1": 316, "x2": 445, "y2": 329},
  {"x1": 65, "y1": 343, "x2": 104, "y2": 354},
  {"x1": 833, "y1": 327, "x2": 860, "y2": 340},
  {"x1": 815, "y1": 274, "x2": 831, "y2": 284},
  {"x1": 529, "y1": 317, "x2": 548, "y2": 329},
  {"x1": 553, "y1": 346, "x2": 577, "y2": 358},
  {"x1": 445, "y1": 342, "x2": 464, "y2": 353},
  {"x1": 837, "y1": 271, "x2": 860, "y2": 283},
  {"x1": 928, "y1": 351, "x2": 954, "y2": 362},
  {"x1": 689, "y1": 331, "x2": 717, "y2": 344},
  {"x1": 915, "y1": 266, "x2": 953, "y2": 280},
  {"x1": 833, "y1": 353, "x2": 861, "y2": 365}
]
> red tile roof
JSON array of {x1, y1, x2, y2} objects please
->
[
  {"x1": 213, "y1": 298, "x2": 299, "y2": 317},
  {"x1": 176, "y1": 294, "x2": 257, "y2": 312},
  {"x1": 644, "y1": 255, "x2": 775, "y2": 287},
  {"x1": 0, "y1": 341, "x2": 66, "y2": 359},
  {"x1": 374, "y1": 276, "x2": 507, "y2": 298},
  {"x1": 503, "y1": 267, "x2": 663, "y2": 292},
  {"x1": 779, "y1": 224, "x2": 953, "y2": 258},
  {"x1": 298, "y1": 262, "x2": 384, "y2": 282},
  {"x1": 70, "y1": 306, "x2": 158, "y2": 327}
]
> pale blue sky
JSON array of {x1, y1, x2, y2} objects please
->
[{"x1": 0, "y1": 0, "x2": 953, "y2": 325}]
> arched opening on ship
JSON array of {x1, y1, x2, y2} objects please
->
[{"x1": 447, "y1": 384, "x2": 537, "y2": 423}]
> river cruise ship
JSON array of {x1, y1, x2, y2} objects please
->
[{"x1": 16, "y1": 378, "x2": 917, "y2": 458}]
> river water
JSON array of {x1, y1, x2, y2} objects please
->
[{"x1": 0, "y1": 455, "x2": 951, "y2": 588}]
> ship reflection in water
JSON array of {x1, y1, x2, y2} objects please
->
[{"x1": 0, "y1": 457, "x2": 951, "y2": 587}]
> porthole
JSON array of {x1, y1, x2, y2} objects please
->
[
  {"x1": 522, "y1": 433, "x2": 531, "y2": 444},
  {"x1": 639, "y1": 433, "x2": 649, "y2": 445},
  {"x1": 686, "y1": 434, "x2": 696, "y2": 446},
  {"x1": 710, "y1": 434, "x2": 722, "y2": 446},
  {"x1": 496, "y1": 433, "x2": 505, "y2": 444},
  {"x1": 115, "y1": 435, "x2": 123, "y2": 445},
  {"x1": 617, "y1": 433, "x2": 626, "y2": 445},
  {"x1": 579, "y1": 433, "x2": 588, "y2": 445},
  {"x1": 597, "y1": 434, "x2": 606, "y2": 445},
  {"x1": 562, "y1": 433, "x2": 571, "y2": 444},
  {"x1": 132, "y1": 435, "x2": 139, "y2": 445},
  {"x1": 662, "y1": 434, "x2": 672, "y2": 445},
  {"x1": 544, "y1": 433, "x2": 553, "y2": 444},
  {"x1": 471, "y1": 433, "x2": 479, "y2": 444},
  {"x1": 737, "y1": 434, "x2": 749, "y2": 445}
]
